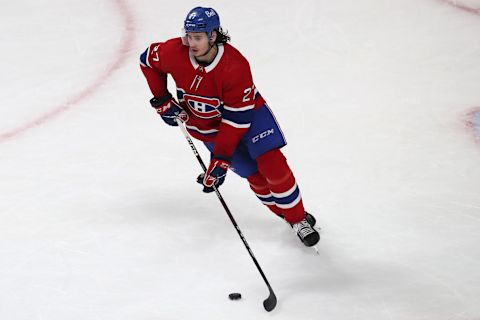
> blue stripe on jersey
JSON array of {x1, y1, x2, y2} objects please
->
[
  {"x1": 272, "y1": 186, "x2": 300, "y2": 206},
  {"x1": 222, "y1": 107, "x2": 254, "y2": 125},
  {"x1": 140, "y1": 48, "x2": 149, "y2": 67}
]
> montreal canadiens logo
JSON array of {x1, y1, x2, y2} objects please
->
[{"x1": 184, "y1": 94, "x2": 221, "y2": 119}]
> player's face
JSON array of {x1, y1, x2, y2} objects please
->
[{"x1": 186, "y1": 32, "x2": 211, "y2": 57}]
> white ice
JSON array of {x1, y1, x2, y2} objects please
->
[{"x1": 1, "y1": 0, "x2": 480, "y2": 319}]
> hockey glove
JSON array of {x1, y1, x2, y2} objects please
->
[
  {"x1": 150, "y1": 93, "x2": 188, "y2": 126},
  {"x1": 198, "y1": 157, "x2": 230, "y2": 193},
  {"x1": 196, "y1": 173, "x2": 215, "y2": 193}
]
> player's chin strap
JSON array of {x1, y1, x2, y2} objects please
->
[
  {"x1": 198, "y1": 42, "x2": 217, "y2": 59},
  {"x1": 175, "y1": 118, "x2": 277, "y2": 312},
  {"x1": 207, "y1": 43, "x2": 216, "y2": 54}
]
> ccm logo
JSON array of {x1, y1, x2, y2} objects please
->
[{"x1": 252, "y1": 129, "x2": 274, "y2": 143}]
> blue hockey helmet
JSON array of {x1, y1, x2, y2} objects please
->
[{"x1": 183, "y1": 7, "x2": 220, "y2": 37}]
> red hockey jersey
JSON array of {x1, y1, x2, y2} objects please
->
[{"x1": 140, "y1": 37, "x2": 266, "y2": 158}]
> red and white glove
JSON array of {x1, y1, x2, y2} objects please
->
[
  {"x1": 201, "y1": 157, "x2": 230, "y2": 192},
  {"x1": 150, "y1": 94, "x2": 188, "y2": 126}
]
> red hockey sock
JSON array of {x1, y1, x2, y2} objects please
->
[
  {"x1": 247, "y1": 172, "x2": 283, "y2": 216},
  {"x1": 256, "y1": 149, "x2": 305, "y2": 224}
]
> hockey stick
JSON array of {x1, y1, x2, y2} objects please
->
[{"x1": 176, "y1": 119, "x2": 277, "y2": 312}]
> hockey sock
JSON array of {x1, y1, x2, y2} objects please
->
[
  {"x1": 247, "y1": 171, "x2": 283, "y2": 216},
  {"x1": 256, "y1": 149, "x2": 305, "y2": 224}
]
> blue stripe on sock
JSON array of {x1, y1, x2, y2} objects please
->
[
  {"x1": 256, "y1": 195, "x2": 275, "y2": 203},
  {"x1": 273, "y1": 186, "x2": 300, "y2": 206}
]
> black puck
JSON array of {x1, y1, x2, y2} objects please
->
[{"x1": 228, "y1": 293, "x2": 242, "y2": 300}]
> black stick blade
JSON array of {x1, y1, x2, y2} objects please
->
[{"x1": 263, "y1": 290, "x2": 277, "y2": 312}]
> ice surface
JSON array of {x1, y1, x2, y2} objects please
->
[{"x1": 1, "y1": 0, "x2": 480, "y2": 319}]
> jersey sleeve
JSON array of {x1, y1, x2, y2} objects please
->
[
  {"x1": 139, "y1": 42, "x2": 169, "y2": 98},
  {"x1": 213, "y1": 60, "x2": 256, "y2": 158}
]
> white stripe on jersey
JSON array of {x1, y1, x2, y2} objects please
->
[
  {"x1": 224, "y1": 104, "x2": 255, "y2": 112},
  {"x1": 186, "y1": 125, "x2": 219, "y2": 134},
  {"x1": 222, "y1": 119, "x2": 251, "y2": 129}
]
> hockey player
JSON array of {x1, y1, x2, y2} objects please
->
[{"x1": 139, "y1": 7, "x2": 319, "y2": 247}]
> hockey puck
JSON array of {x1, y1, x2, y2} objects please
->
[{"x1": 228, "y1": 293, "x2": 242, "y2": 300}]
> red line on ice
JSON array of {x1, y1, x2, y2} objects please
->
[
  {"x1": 441, "y1": 0, "x2": 480, "y2": 14},
  {"x1": 0, "y1": 0, "x2": 135, "y2": 143},
  {"x1": 465, "y1": 107, "x2": 480, "y2": 144},
  {"x1": 439, "y1": 0, "x2": 480, "y2": 145}
]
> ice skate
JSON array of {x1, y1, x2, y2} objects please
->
[
  {"x1": 291, "y1": 218, "x2": 320, "y2": 247},
  {"x1": 276, "y1": 212, "x2": 318, "y2": 228}
]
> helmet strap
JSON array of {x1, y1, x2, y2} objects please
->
[
  {"x1": 204, "y1": 43, "x2": 217, "y2": 57},
  {"x1": 203, "y1": 31, "x2": 217, "y2": 55}
]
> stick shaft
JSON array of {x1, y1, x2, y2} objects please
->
[{"x1": 176, "y1": 120, "x2": 277, "y2": 311}]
